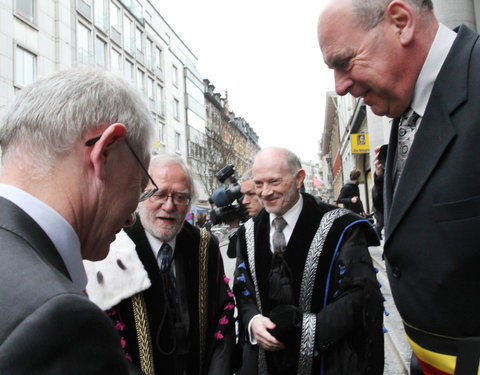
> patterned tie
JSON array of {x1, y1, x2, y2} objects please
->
[
  {"x1": 272, "y1": 216, "x2": 287, "y2": 253},
  {"x1": 159, "y1": 243, "x2": 172, "y2": 271},
  {"x1": 395, "y1": 108, "x2": 420, "y2": 188},
  {"x1": 158, "y1": 243, "x2": 180, "y2": 319},
  {"x1": 269, "y1": 216, "x2": 294, "y2": 306}
]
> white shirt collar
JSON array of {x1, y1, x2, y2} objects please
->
[
  {"x1": 145, "y1": 230, "x2": 177, "y2": 260},
  {"x1": 0, "y1": 184, "x2": 86, "y2": 290},
  {"x1": 411, "y1": 23, "x2": 456, "y2": 117},
  {"x1": 269, "y1": 194, "x2": 303, "y2": 249}
]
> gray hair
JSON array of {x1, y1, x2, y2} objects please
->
[
  {"x1": 0, "y1": 67, "x2": 154, "y2": 169},
  {"x1": 241, "y1": 169, "x2": 254, "y2": 181},
  {"x1": 352, "y1": 0, "x2": 433, "y2": 29},
  {"x1": 149, "y1": 153, "x2": 197, "y2": 205},
  {"x1": 283, "y1": 148, "x2": 303, "y2": 175}
]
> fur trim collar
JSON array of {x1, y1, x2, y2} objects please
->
[{"x1": 83, "y1": 230, "x2": 151, "y2": 310}]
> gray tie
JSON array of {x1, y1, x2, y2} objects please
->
[
  {"x1": 395, "y1": 109, "x2": 420, "y2": 188},
  {"x1": 272, "y1": 216, "x2": 287, "y2": 253}
]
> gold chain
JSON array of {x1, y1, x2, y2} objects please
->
[
  {"x1": 132, "y1": 293, "x2": 154, "y2": 375},
  {"x1": 198, "y1": 228, "x2": 210, "y2": 373}
]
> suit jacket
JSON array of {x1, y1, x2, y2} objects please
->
[
  {"x1": 112, "y1": 219, "x2": 235, "y2": 375},
  {"x1": 233, "y1": 193, "x2": 383, "y2": 375},
  {"x1": 383, "y1": 25, "x2": 480, "y2": 338},
  {"x1": 0, "y1": 197, "x2": 132, "y2": 374}
]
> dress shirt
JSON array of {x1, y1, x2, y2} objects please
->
[
  {"x1": 249, "y1": 193, "x2": 304, "y2": 343},
  {"x1": 410, "y1": 23, "x2": 456, "y2": 120},
  {"x1": 145, "y1": 230, "x2": 177, "y2": 276},
  {"x1": 268, "y1": 194, "x2": 303, "y2": 252},
  {"x1": 0, "y1": 184, "x2": 86, "y2": 290}
]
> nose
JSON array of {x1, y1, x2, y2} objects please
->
[
  {"x1": 334, "y1": 69, "x2": 353, "y2": 96},
  {"x1": 260, "y1": 184, "x2": 273, "y2": 198},
  {"x1": 124, "y1": 212, "x2": 136, "y2": 227},
  {"x1": 161, "y1": 195, "x2": 176, "y2": 212}
]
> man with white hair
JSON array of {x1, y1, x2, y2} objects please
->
[
  {"x1": 85, "y1": 153, "x2": 235, "y2": 375},
  {"x1": 0, "y1": 67, "x2": 154, "y2": 374}
]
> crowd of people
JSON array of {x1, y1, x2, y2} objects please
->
[{"x1": 1, "y1": 0, "x2": 479, "y2": 374}]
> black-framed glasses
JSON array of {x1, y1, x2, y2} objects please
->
[
  {"x1": 85, "y1": 136, "x2": 158, "y2": 202},
  {"x1": 150, "y1": 192, "x2": 191, "y2": 206}
]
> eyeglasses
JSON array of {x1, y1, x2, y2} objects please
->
[
  {"x1": 150, "y1": 192, "x2": 191, "y2": 206},
  {"x1": 85, "y1": 136, "x2": 158, "y2": 202}
]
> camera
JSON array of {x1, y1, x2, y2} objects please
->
[{"x1": 208, "y1": 164, "x2": 249, "y2": 225}]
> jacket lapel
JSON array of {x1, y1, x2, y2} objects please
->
[{"x1": 385, "y1": 25, "x2": 476, "y2": 241}]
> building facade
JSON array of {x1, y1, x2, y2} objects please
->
[{"x1": 0, "y1": 0, "x2": 261, "y2": 206}]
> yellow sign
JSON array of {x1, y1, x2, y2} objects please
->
[{"x1": 351, "y1": 133, "x2": 369, "y2": 154}]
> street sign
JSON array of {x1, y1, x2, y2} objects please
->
[{"x1": 351, "y1": 133, "x2": 369, "y2": 154}]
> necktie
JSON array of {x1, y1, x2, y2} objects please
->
[
  {"x1": 272, "y1": 216, "x2": 287, "y2": 253},
  {"x1": 395, "y1": 109, "x2": 420, "y2": 187},
  {"x1": 159, "y1": 243, "x2": 172, "y2": 271},
  {"x1": 269, "y1": 216, "x2": 294, "y2": 305},
  {"x1": 158, "y1": 243, "x2": 178, "y2": 314}
]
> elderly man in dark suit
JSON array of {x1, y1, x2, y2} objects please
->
[
  {"x1": 85, "y1": 153, "x2": 235, "y2": 375},
  {"x1": 233, "y1": 147, "x2": 383, "y2": 375},
  {"x1": 0, "y1": 68, "x2": 154, "y2": 373},
  {"x1": 319, "y1": 1, "x2": 480, "y2": 373}
]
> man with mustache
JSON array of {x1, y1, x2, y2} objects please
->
[
  {"x1": 233, "y1": 147, "x2": 384, "y2": 375},
  {"x1": 85, "y1": 154, "x2": 234, "y2": 375}
]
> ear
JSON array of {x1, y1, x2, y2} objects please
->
[
  {"x1": 295, "y1": 169, "x2": 306, "y2": 189},
  {"x1": 386, "y1": 0, "x2": 415, "y2": 46},
  {"x1": 88, "y1": 123, "x2": 127, "y2": 181}
]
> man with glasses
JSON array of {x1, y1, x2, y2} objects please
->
[
  {"x1": 0, "y1": 67, "x2": 153, "y2": 374},
  {"x1": 233, "y1": 147, "x2": 384, "y2": 375},
  {"x1": 85, "y1": 153, "x2": 235, "y2": 375}
]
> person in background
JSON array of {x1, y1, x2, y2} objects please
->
[
  {"x1": 318, "y1": 0, "x2": 480, "y2": 373},
  {"x1": 0, "y1": 67, "x2": 153, "y2": 374},
  {"x1": 85, "y1": 153, "x2": 235, "y2": 375},
  {"x1": 226, "y1": 169, "x2": 264, "y2": 259},
  {"x1": 337, "y1": 169, "x2": 366, "y2": 216},
  {"x1": 233, "y1": 147, "x2": 383, "y2": 375}
]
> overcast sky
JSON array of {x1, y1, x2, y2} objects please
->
[{"x1": 154, "y1": 0, "x2": 335, "y2": 162}]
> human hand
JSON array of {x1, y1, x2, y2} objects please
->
[
  {"x1": 351, "y1": 196, "x2": 359, "y2": 203},
  {"x1": 251, "y1": 316, "x2": 285, "y2": 351},
  {"x1": 374, "y1": 145, "x2": 385, "y2": 178}
]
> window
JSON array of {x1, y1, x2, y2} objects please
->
[
  {"x1": 135, "y1": 28, "x2": 143, "y2": 53},
  {"x1": 15, "y1": 46, "x2": 35, "y2": 86},
  {"x1": 123, "y1": 16, "x2": 134, "y2": 53},
  {"x1": 156, "y1": 85, "x2": 164, "y2": 115},
  {"x1": 155, "y1": 47, "x2": 162, "y2": 69},
  {"x1": 172, "y1": 65, "x2": 178, "y2": 86},
  {"x1": 136, "y1": 69, "x2": 145, "y2": 95},
  {"x1": 158, "y1": 122, "x2": 164, "y2": 143},
  {"x1": 95, "y1": 37, "x2": 106, "y2": 67},
  {"x1": 146, "y1": 39, "x2": 153, "y2": 68},
  {"x1": 124, "y1": 59, "x2": 134, "y2": 81},
  {"x1": 175, "y1": 132, "x2": 181, "y2": 152},
  {"x1": 94, "y1": 0, "x2": 107, "y2": 31},
  {"x1": 77, "y1": 23, "x2": 91, "y2": 65},
  {"x1": 111, "y1": 48, "x2": 121, "y2": 74},
  {"x1": 173, "y1": 98, "x2": 179, "y2": 119},
  {"x1": 16, "y1": 0, "x2": 34, "y2": 23},
  {"x1": 110, "y1": 2, "x2": 120, "y2": 31},
  {"x1": 147, "y1": 77, "x2": 154, "y2": 101}
]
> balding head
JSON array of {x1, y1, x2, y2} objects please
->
[{"x1": 252, "y1": 147, "x2": 305, "y2": 216}]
